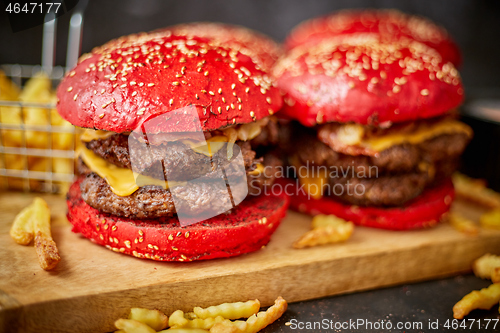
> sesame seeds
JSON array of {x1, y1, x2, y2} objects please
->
[
  {"x1": 137, "y1": 107, "x2": 146, "y2": 115},
  {"x1": 147, "y1": 83, "x2": 155, "y2": 87},
  {"x1": 131, "y1": 91, "x2": 138, "y2": 97},
  {"x1": 208, "y1": 91, "x2": 215, "y2": 96},
  {"x1": 67, "y1": 86, "x2": 73, "y2": 92},
  {"x1": 73, "y1": 94, "x2": 78, "y2": 101},
  {"x1": 420, "y1": 89, "x2": 430, "y2": 96}
]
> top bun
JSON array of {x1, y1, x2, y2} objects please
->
[
  {"x1": 57, "y1": 28, "x2": 282, "y2": 133},
  {"x1": 284, "y1": 9, "x2": 461, "y2": 67},
  {"x1": 165, "y1": 22, "x2": 282, "y2": 73},
  {"x1": 273, "y1": 34, "x2": 463, "y2": 127}
]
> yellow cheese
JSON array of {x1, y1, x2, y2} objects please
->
[
  {"x1": 182, "y1": 136, "x2": 228, "y2": 157},
  {"x1": 78, "y1": 147, "x2": 184, "y2": 196},
  {"x1": 80, "y1": 129, "x2": 116, "y2": 142},
  {"x1": 248, "y1": 163, "x2": 265, "y2": 176},
  {"x1": 298, "y1": 170, "x2": 327, "y2": 200},
  {"x1": 362, "y1": 120, "x2": 473, "y2": 152}
]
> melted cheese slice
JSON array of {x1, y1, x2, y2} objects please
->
[
  {"x1": 362, "y1": 119, "x2": 472, "y2": 152},
  {"x1": 80, "y1": 129, "x2": 116, "y2": 142},
  {"x1": 78, "y1": 146, "x2": 184, "y2": 197},
  {"x1": 182, "y1": 136, "x2": 228, "y2": 157},
  {"x1": 248, "y1": 163, "x2": 265, "y2": 176}
]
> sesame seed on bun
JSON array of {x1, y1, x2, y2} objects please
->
[
  {"x1": 284, "y1": 9, "x2": 461, "y2": 67},
  {"x1": 273, "y1": 34, "x2": 463, "y2": 127},
  {"x1": 57, "y1": 30, "x2": 282, "y2": 134}
]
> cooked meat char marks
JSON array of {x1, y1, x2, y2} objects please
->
[
  {"x1": 289, "y1": 122, "x2": 470, "y2": 176},
  {"x1": 85, "y1": 133, "x2": 260, "y2": 181},
  {"x1": 80, "y1": 172, "x2": 237, "y2": 219},
  {"x1": 328, "y1": 158, "x2": 459, "y2": 206},
  {"x1": 77, "y1": 150, "x2": 282, "y2": 218},
  {"x1": 277, "y1": 120, "x2": 469, "y2": 206}
]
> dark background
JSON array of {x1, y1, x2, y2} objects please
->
[
  {"x1": 1, "y1": 2, "x2": 500, "y2": 330},
  {"x1": 2, "y1": 0, "x2": 500, "y2": 188},
  {"x1": 1, "y1": 0, "x2": 500, "y2": 90}
]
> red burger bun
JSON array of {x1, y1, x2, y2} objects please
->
[
  {"x1": 57, "y1": 31, "x2": 282, "y2": 134},
  {"x1": 273, "y1": 34, "x2": 463, "y2": 127},
  {"x1": 165, "y1": 22, "x2": 282, "y2": 73},
  {"x1": 284, "y1": 9, "x2": 461, "y2": 67},
  {"x1": 279, "y1": 178, "x2": 454, "y2": 230},
  {"x1": 67, "y1": 177, "x2": 289, "y2": 261}
]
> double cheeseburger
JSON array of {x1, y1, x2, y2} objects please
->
[
  {"x1": 273, "y1": 11, "x2": 472, "y2": 230},
  {"x1": 56, "y1": 24, "x2": 288, "y2": 261}
]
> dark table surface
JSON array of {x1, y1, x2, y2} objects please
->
[{"x1": 262, "y1": 275, "x2": 500, "y2": 333}]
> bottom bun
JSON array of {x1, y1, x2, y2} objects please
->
[
  {"x1": 281, "y1": 178, "x2": 454, "y2": 230},
  {"x1": 67, "y1": 177, "x2": 289, "y2": 261}
]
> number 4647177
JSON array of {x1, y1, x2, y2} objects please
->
[{"x1": 6, "y1": 2, "x2": 61, "y2": 14}]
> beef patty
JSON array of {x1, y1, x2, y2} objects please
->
[
  {"x1": 78, "y1": 151, "x2": 282, "y2": 219},
  {"x1": 291, "y1": 124, "x2": 470, "y2": 176},
  {"x1": 326, "y1": 158, "x2": 459, "y2": 206},
  {"x1": 84, "y1": 120, "x2": 279, "y2": 182},
  {"x1": 281, "y1": 121, "x2": 469, "y2": 206}
]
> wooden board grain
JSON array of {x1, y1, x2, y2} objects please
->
[{"x1": 1, "y1": 191, "x2": 500, "y2": 333}]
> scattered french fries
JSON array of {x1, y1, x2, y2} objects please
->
[
  {"x1": 129, "y1": 308, "x2": 169, "y2": 331},
  {"x1": 453, "y1": 283, "x2": 500, "y2": 319},
  {"x1": 114, "y1": 297, "x2": 287, "y2": 333},
  {"x1": 115, "y1": 318, "x2": 157, "y2": 333},
  {"x1": 9, "y1": 197, "x2": 60, "y2": 270},
  {"x1": 448, "y1": 213, "x2": 479, "y2": 236},
  {"x1": 0, "y1": 70, "x2": 78, "y2": 192},
  {"x1": 452, "y1": 173, "x2": 500, "y2": 209},
  {"x1": 169, "y1": 310, "x2": 224, "y2": 330},
  {"x1": 480, "y1": 209, "x2": 500, "y2": 230},
  {"x1": 473, "y1": 254, "x2": 500, "y2": 283},
  {"x1": 194, "y1": 300, "x2": 260, "y2": 320},
  {"x1": 293, "y1": 214, "x2": 354, "y2": 249},
  {"x1": 9, "y1": 203, "x2": 36, "y2": 245}
]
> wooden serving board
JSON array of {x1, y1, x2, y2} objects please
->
[{"x1": 1, "y1": 191, "x2": 500, "y2": 333}]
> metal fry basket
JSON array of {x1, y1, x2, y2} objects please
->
[{"x1": 0, "y1": 5, "x2": 87, "y2": 193}]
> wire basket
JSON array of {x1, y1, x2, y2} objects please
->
[
  {"x1": 0, "y1": 64, "x2": 80, "y2": 193},
  {"x1": 0, "y1": 4, "x2": 87, "y2": 193}
]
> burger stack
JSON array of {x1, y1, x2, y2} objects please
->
[
  {"x1": 56, "y1": 23, "x2": 289, "y2": 261},
  {"x1": 273, "y1": 9, "x2": 472, "y2": 230}
]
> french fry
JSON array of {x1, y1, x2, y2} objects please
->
[
  {"x1": 210, "y1": 320, "x2": 246, "y2": 333},
  {"x1": 115, "y1": 318, "x2": 156, "y2": 333},
  {"x1": 244, "y1": 296, "x2": 287, "y2": 333},
  {"x1": 32, "y1": 197, "x2": 60, "y2": 270},
  {"x1": 293, "y1": 214, "x2": 354, "y2": 249},
  {"x1": 452, "y1": 173, "x2": 500, "y2": 209},
  {"x1": 9, "y1": 203, "x2": 35, "y2": 245},
  {"x1": 159, "y1": 329, "x2": 209, "y2": 333},
  {"x1": 169, "y1": 310, "x2": 224, "y2": 330},
  {"x1": 480, "y1": 209, "x2": 500, "y2": 230},
  {"x1": 448, "y1": 213, "x2": 479, "y2": 236},
  {"x1": 194, "y1": 300, "x2": 260, "y2": 320},
  {"x1": 129, "y1": 308, "x2": 168, "y2": 331},
  {"x1": 473, "y1": 254, "x2": 500, "y2": 283},
  {"x1": 453, "y1": 283, "x2": 500, "y2": 319}
]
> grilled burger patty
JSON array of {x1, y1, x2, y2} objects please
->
[
  {"x1": 77, "y1": 151, "x2": 282, "y2": 219},
  {"x1": 282, "y1": 122, "x2": 469, "y2": 206},
  {"x1": 291, "y1": 124, "x2": 470, "y2": 176},
  {"x1": 84, "y1": 120, "x2": 280, "y2": 182}
]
